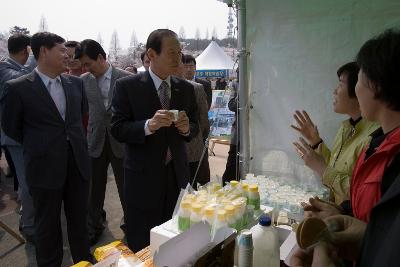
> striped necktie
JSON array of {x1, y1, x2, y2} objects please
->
[{"x1": 158, "y1": 81, "x2": 172, "y2": 164}]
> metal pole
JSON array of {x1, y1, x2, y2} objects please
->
[{"x1": 237, "y1": 0, "x2": 250, "y2": 177}]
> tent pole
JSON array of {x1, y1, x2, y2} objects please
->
[{"x1": 237, "y1": 0, "x2": 250, "y2": 178}]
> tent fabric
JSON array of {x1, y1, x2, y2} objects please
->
[
  {"x1": 195, "y1": 41, "x2": 235, "y2": 70},
  {"x1": 246, "y1": 0, "x2": 400, "y2": 183}
]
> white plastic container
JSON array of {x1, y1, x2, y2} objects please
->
[{"x1": 250, "y1": 214, "x2": 280, "y2": 267}]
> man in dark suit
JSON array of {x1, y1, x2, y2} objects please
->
[
  {"x1": 1, "y1": 32, "x2": 91, "y2": 266},
  {"x1": 182, "y1": 54, "x2": 212, "y2": 109},
  {"x1": 76, "y1": 39, "x2": 131, "y2": 244},
  {"x1": 111, "y1": 29, "x2": 198, "y2": 252}
]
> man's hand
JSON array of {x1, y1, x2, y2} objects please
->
[
  {"x1": 291, "y1": 242, "x2": 338, "y2": 267},
  {"x1": 175, "y1": 111, "x2": 189, "y2": 135},
  {"x1": 291, "y1": 110, "x2": 321, "y2": 146},
  {"x1": 148, "y1": 110, "x2": 174, "y2": 132},
  {"x1": 302, "y1": 197, "x2": 343, "y2": 220},
  {"x1": 324, "y1": 215, "x2": 367, "y2": 261},
  {"x1": 293, "y1": 137, "x2": 327, "y2": 176}
]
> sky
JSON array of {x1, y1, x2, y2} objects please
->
[{"x1": 1, "y1": 0, "x2": 234, "y2": 51}]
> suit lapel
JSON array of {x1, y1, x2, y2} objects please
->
[
  {"x1": 170, "y1": 76, "x2": 181, "y2": 110},
  {"x1": 29, "y1": 72, "x2": 64, "y2": 122},
  {"x1": 85, "y1": 74, "x2": 105, "y2": 112},
  {"x1": 141, "y1": 71, "x2": 162, "y2": 111},
  {"x1": 107, "y1": 67, "x2": 118, "y2": 111}
]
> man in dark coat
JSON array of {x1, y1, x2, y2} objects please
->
[{"x1": 111, "y1": 29, "x2": 198, "y2": 252}]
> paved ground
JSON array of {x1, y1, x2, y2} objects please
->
[{"x1": 0, "y1": 143, "x2": 229, "y2": 266}]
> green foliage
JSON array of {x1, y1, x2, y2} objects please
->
[{"x1": 9, "y1": 26, "x2": 30, "y2": 35}]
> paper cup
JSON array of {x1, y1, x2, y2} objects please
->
[{"x1": 170, "y1": 110, "x2": 179, "y2": 121}]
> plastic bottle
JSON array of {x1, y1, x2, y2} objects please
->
[
  {"x1": 202, "y1": 206, "x2": 216, "y2": 226},
  {"x1": 233, "y1": 200, "x2": 246, "y2": 230},
  {"x1": 178, "y1": 200, "x2": 191, "y2": 232},
  {"x1": 210, "y1": 183, "x2": 222, "y2": 193},
  {"x1": 242, "y1": 183, "x2": 249, "y2": 203},
  {"x1": 230, "y1": 180, "x2": 239, "y2": 188},
  {"x1": 248, "y1": 184, "x2": 261, "y2": 210},
  {"x1": 224, "y1": 205, "x2": 237, "y2": 229},
  {"x1": 250, "y1": 214, "x2": 280, "y2": 267},
  {"x1": 214, "y1": 210, "x2": 227, "y2": 230},
  {"x1": 246, "y1": 205, "x2": 255, "y2": 227},
  {"x1": 190, "y1": 203, "x2": 203, "y2": 226}
]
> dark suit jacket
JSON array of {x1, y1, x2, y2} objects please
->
[
  {"x1": 195, "y1": 77, "x2": 212, "y2": 110},
  {"x1": 1, "y1": 71, "x2": 90, "y2": 189},
  {"x1": 111, "y1": 71, "x2": 199, "y2": 209}
]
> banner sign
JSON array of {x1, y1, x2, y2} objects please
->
[{"x1": 196, "y1": 69, "x2": 228, "y2": 78}]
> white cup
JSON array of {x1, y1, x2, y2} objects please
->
[{"x1": 170, "y1": 110, "x2": 179, "y2": 121}]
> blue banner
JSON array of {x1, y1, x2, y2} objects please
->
[{"x1": 195, "y1": 69, "x2": 228, "y2": 78}]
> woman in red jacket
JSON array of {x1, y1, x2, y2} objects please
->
[{"x1": 349, "y1": 31, "x2": 400, "y2": 222}]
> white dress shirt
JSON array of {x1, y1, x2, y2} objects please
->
[{"x1": 97, "y1": 64, "x2": 112, "y2": 107}]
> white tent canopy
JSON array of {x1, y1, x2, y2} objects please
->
[
  {"x1": 195, "y1": 41, "x2": 235, "y2": 70},
  {"x1": 137, "y1": 66, "x2": 146, "y2": 72}
]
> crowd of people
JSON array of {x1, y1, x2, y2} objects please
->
[
  {"x1": 0, "y1": 26, "x2": 399, "y2": 267},
  {"x1": 0, "y1": 29, "x2": 216, "y2": 266}
]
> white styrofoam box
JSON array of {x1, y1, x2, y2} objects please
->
[{"x1": 150, "y1": 221, "x2": 178, "y2": 256}]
